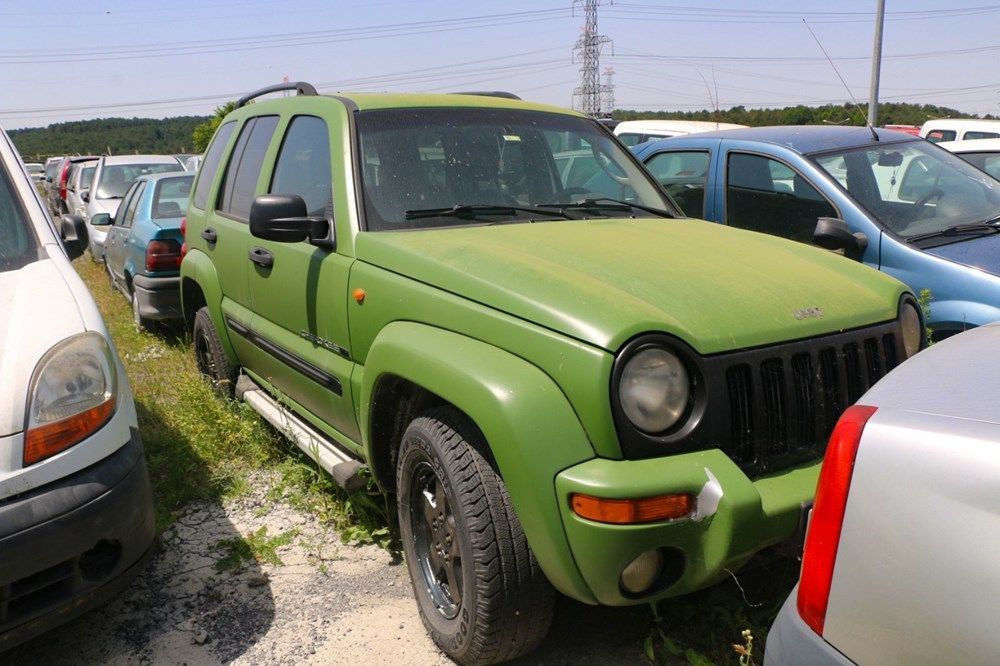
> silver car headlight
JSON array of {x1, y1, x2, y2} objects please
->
[
  {"x1": 618, "y1": 347, "x2": 691, "y2": 433},
  {"x1": 24, "y1": 332, "x2": 118, "y2": 466},
  {"x1": 900, "y1": 301, "x2": 923, "y2": 359}
]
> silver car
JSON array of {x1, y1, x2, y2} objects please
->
[
  {"x1": 82, "y1": 154, "x2": 183, "y2": 261},
  {"x1": 766, "y1": 323, "x2": 1000, "y2": 665},
  {"x1": 65, "y1": 159, "x2": 97, "y2": 218}
]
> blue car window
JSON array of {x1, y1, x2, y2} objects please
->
[{"x1": 645, "y1": 151, "x2": 710, "y2": 217}]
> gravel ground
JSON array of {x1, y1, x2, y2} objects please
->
[{"x1": 7, "y1": 473, "x2": 650, "y2": 665}]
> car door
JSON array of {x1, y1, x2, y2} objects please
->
[
  {"x1": 106, "y1": 180, "x2": 144, "y2": 284},
  {"x1": 643, "y1": 149, "x2": 714, "y2": 219},
  {"x1": 245, "y1": 113, "x2": 360, "y2": 444}
]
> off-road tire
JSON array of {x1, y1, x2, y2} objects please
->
[
  {"x1": 397, "y1": 407, "x2": 554, "y2": 665},
  {"x1": 192, "y1": 306, "x2": 237, "y2": 398}
]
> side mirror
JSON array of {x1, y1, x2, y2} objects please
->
[
  {"x1": 249, "y1": 194, "x2": 332, "y2": 247},
  {"x1": 814, "y1": 217, "x2": 868, "y2": 257},
  {"x1": 90, "y1": 212, "x2": 112, "y2": 226},
  {"x1": 60, "y1": 215, "x2": 89, "y2": 261},
  {"x1": 45, "y1": 176, "x2": 53, "y2": 183}
]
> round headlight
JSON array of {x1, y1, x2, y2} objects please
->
[
  {"x1": 618, "y1": 348, "x2": 690, "y2": 433},
  {"x1": 900, "y1": 302, "x2": 922, "y2": 358}
]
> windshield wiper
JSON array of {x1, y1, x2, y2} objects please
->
[
  {"x1": 403, "y1": 204, "x2": 573, "y2": 222},
  {"x1": 534, "y1": 197, "x2": 675, "y2": 219},
  {"x1": 907, "y1": 216, "x2": 1000, "y2": 242}
]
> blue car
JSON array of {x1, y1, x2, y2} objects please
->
[
  {"x1": 630, "y1": 126, "x2": 1000, "y2": 337},
  {"x1": 104, "y1": 172, "x2": 193, "y2": 328}
]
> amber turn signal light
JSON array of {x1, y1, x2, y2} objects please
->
[
  {"x1": 570, "y1": 492, "x2": 694, "y2": 524},
  {"x1": 23, "y1": 398, "x2": 117, "y2": 466},
  {"x1": 353, "y1": 288, "x2": 366, "y2": 304}
]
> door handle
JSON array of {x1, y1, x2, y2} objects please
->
[
  {"x1": 201, "y1": 227, "x2": 217, "y2": 243},
  {"x1": 249, "y1": 247, "x2": 273, "y2": 269}
]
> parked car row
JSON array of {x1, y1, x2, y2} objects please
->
[{"x1": 5, "y1": 82, "x2": 1000, "y2": 663}]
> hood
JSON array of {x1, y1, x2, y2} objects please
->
[
  {"x1": 90, "y1": 197, "x2": 120, "y2": 217},
  {"x1": 0, "y1": 258, "x2": 85, "y2": 436},
  {"x1": 355, "y1": 218, "x2": 906, "y2": 353},
  {"x1": 923, "y1": 234, "x2": 1000, "y2": 276}
]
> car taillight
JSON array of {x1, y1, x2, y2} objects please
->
[
  {"x1": 180, "y1": 217, "x2": 186, "y2": 238},
  {"x1": 59, "y1": 164, "x2": 70, "y2": 200},
  {"x1": 146, "y1": 239, "x2": 183, "y2": 271},
  {"x1": 797, "y1": 404, "x2": 877, "y2": 636}
]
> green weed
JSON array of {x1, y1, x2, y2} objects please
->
[{"x1": 213, "y1": 526, "x2": 299, "y2": 572}]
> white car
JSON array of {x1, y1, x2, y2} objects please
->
[
  {"x1": 0, "y1": 128, "x2": 156, "y2": 650},
  {"x1": 765, "y1": 323, "x2": 1000, "y2": 665},
  {"x1": 937, "y1": 137, "x2": 1000, "y2": 180},
  {"x1": 82, "y1": 154, "x2": 183, "y2": 261},
  {"x1": 920, "y1": 118, "x2": 1000, "y2": 143},
  {"x1": 613, "y1": 119, "x2": 747, "y2": 147},
  {"x1": 64, "y1": 159, "x2": 97, "y2": 219}
]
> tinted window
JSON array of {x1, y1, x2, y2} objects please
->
[
  {"x1": 153, "y1": 175, "x2": 194, "y2": 219},
  {"x1": 616, "y1": 133, "x2": 643, "y2": 146},
  {"x1": 0, "y1": 165, "x2": 37, "y2": 272},
  {"x1": 219, "y1": 115, "x2": 278, "y2": 220},
  {"x1": 96, "y1": 162, "x2": 182, "y2": 199},
  {"x1": 964, "y1": 131, "x2": 1000, "y2": 141},
  {"x1": 959, "y1": 152, "x2": 1000, "y2": 180},
  {"x1": 270, "y1": 116, "x2": 332, "y2": 217},
  {"x1": 925, "y1": 129, "x2": 956, "y2": 143},
  {"x1": 645, "y1": 151, "x2": 711, "y2": 217},
  {"x1": 193, "y1": 120, "x2": 236, "y2": 210},
  {"x1": 122, "y1": 182, "x2": 146, "y2": 228},
  {"x1": 726, "y1": 152, "x2": 835, "y2": 243}
]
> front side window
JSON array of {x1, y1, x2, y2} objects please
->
[
  {"x1": 812, "y1": 140, "x2": 1000, "y2": 241},
  {"x1": 152, "y1": 175, "x2": 194, "y2": 219},
  {"x1": 645, "y1": 151, "x2": 711, "y2": 217},
  {"x1": 356, "y1": 108, "x2": 672, "y2": 230},
  {"x1": 270, "y1": 115, "x2": 332, "y2": 217},
  {"x1": 193, "y1": 120, "x2": 236, "y2": 210},
  {"x1": 725, "y1": 152, "x2": 835, "y2": 243},
  {"x1": 0, "y1": 164, "x2": 37, "y2": 272},
  {"x1": 121, "y1": 182, "x2": 146, "y2": 228},
  {"x1": 96, "y1": 162, "x2": 183, "y2": 200},
  {"x1": 218, "y1": 115, "x2": 279, "y2": 220}
]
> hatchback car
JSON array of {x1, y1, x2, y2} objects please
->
[
  {"x1": 765, "y1": 322, "x2": 1000, "y2": 665},
  {"x1": 632, "y1": 126, "x2": 1000, "y2": 337},
  {"x1": 82, "y1": 155, "x2": 183, "y2": 261},
  {"x1": 65, "y1": 159, "x2": 97, "y2": 219},
  {"x1": 0, "y1": 127, "x2": 156, "y2": 651},
  {"x1": 104, "y1": 172, "x2": 192, "y2": 328},
  {"x1": 48, "y1": 156, "x2": 96, "y2": 216}
]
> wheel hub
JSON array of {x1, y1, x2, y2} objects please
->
[{"x1": 410, "y1": 461, "x2": 462, "y2": 619}]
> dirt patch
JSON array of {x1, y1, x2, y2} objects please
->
[{"x1": 6, "y1": 472, "x2": 648, "y2": 665}]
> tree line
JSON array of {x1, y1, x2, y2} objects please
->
[{"x1": 9, "y1": 101, "x2": 996, "y2": 161}]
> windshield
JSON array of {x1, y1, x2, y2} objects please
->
[
  {"x1": 812, "y1": 140, "x2": 1000, "y2": 241},
  {"x1": 96, "y1": 162, "x2": 183, "y2": 199},
  {"x1": 356, "y1": 107, "x2": 673, "y2": 230},
  {"x1": 0, "y1": 164, "x2": 38, "y2": 272},
  {"x1": 152, "y1": 174, "x2": 194, "y2": 219}
]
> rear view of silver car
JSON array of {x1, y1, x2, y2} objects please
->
[{"x1": 766, "y1": 324, "x2": 1000, "y2": 665}]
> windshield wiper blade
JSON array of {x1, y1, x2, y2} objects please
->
[
  {"x1": 535, "y1": 197, "x2": 675, "y2": 219},
  {"x1": 403, "y1": 204, "x2": 573, "y2": 221},
  {"x1": 907, "y1": 218, "x2": 1000, "y2": 242}
]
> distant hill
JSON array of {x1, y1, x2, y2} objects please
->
[
  {"x1": 10, "y1": 116, "x2": 208, "y2": 161},
  {"x1": 613, "y1": 102, "x2": 995, "y2": 127}
]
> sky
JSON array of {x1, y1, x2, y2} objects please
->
[{"x1": 0, "y1": 0, "x2": 998, "y2": 130}]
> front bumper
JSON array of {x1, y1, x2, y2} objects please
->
[
  {"x1": 764, "y1": 586, "x2": 854, "y2": 665},
  {"x1": 132, "y1": 274, "x2": 181, "y2": 321},
  {"x1": 555, "y1": 449, "x2": 818, "y2": 605},
  {"x1": 0, "y1": 429, "x2": 157, "y2": 651}
]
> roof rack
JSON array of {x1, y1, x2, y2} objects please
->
[
  {"x1": 237, "y1": 82, "x2": 318, "y2": 108},
  {"x1": 450, "y1": 91, "x2": 522, "y2": 100}
]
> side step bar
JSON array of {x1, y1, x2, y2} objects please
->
[{"x1": 236, "y1": 375, "x2": 366, "y2": 493}]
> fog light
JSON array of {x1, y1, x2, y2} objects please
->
[{"x1": 620, "y1": 549, "x2": 664, "y2": 596}]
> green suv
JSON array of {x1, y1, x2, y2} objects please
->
[{"x1": 180, "y1": 82, "x2": 922, "y2": 664}]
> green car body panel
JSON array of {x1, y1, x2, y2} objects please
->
[{"x1": 180, "y1": 90, "x2": 913, "y2": 609}]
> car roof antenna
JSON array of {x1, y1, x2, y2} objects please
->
[{"x1": 802, "y1": 19, "x2": 879, "y2": 141}]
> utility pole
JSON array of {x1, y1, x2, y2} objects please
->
[
  {"x1": 868, "y1": 0, "x2": 886, "y2": 126},
  {"x1": 601, "y1": 66, "x2": 615, "y2": 116},
  {"x1": 572, "y1": 0, "x2": 612, "y2": 116}
]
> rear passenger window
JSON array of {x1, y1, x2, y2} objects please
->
[
  {"x1": 122, "y1": 182, "x2": 146, "y2": 228},
  {"x1": 192, "y1": 120, "x2": 236, "y2": 210},
  {"x1": 270, "y1": 116, "x2": 332, "y2": 217},
  {"x1": 726, "y1": 152, "x2": 835, "y2": 244},
  {"x1": 925, "y1": 129, "x2": 956, "y2": 143},
  {"x1": 964, "y1": 131, "x2": 999, "y2": 141},
  {"x1": 218, "y1": 116, "x2": 279, "y2": 220},
  {"x1": 645, "y1": 151, "x2": 710, "y2": 217}
]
